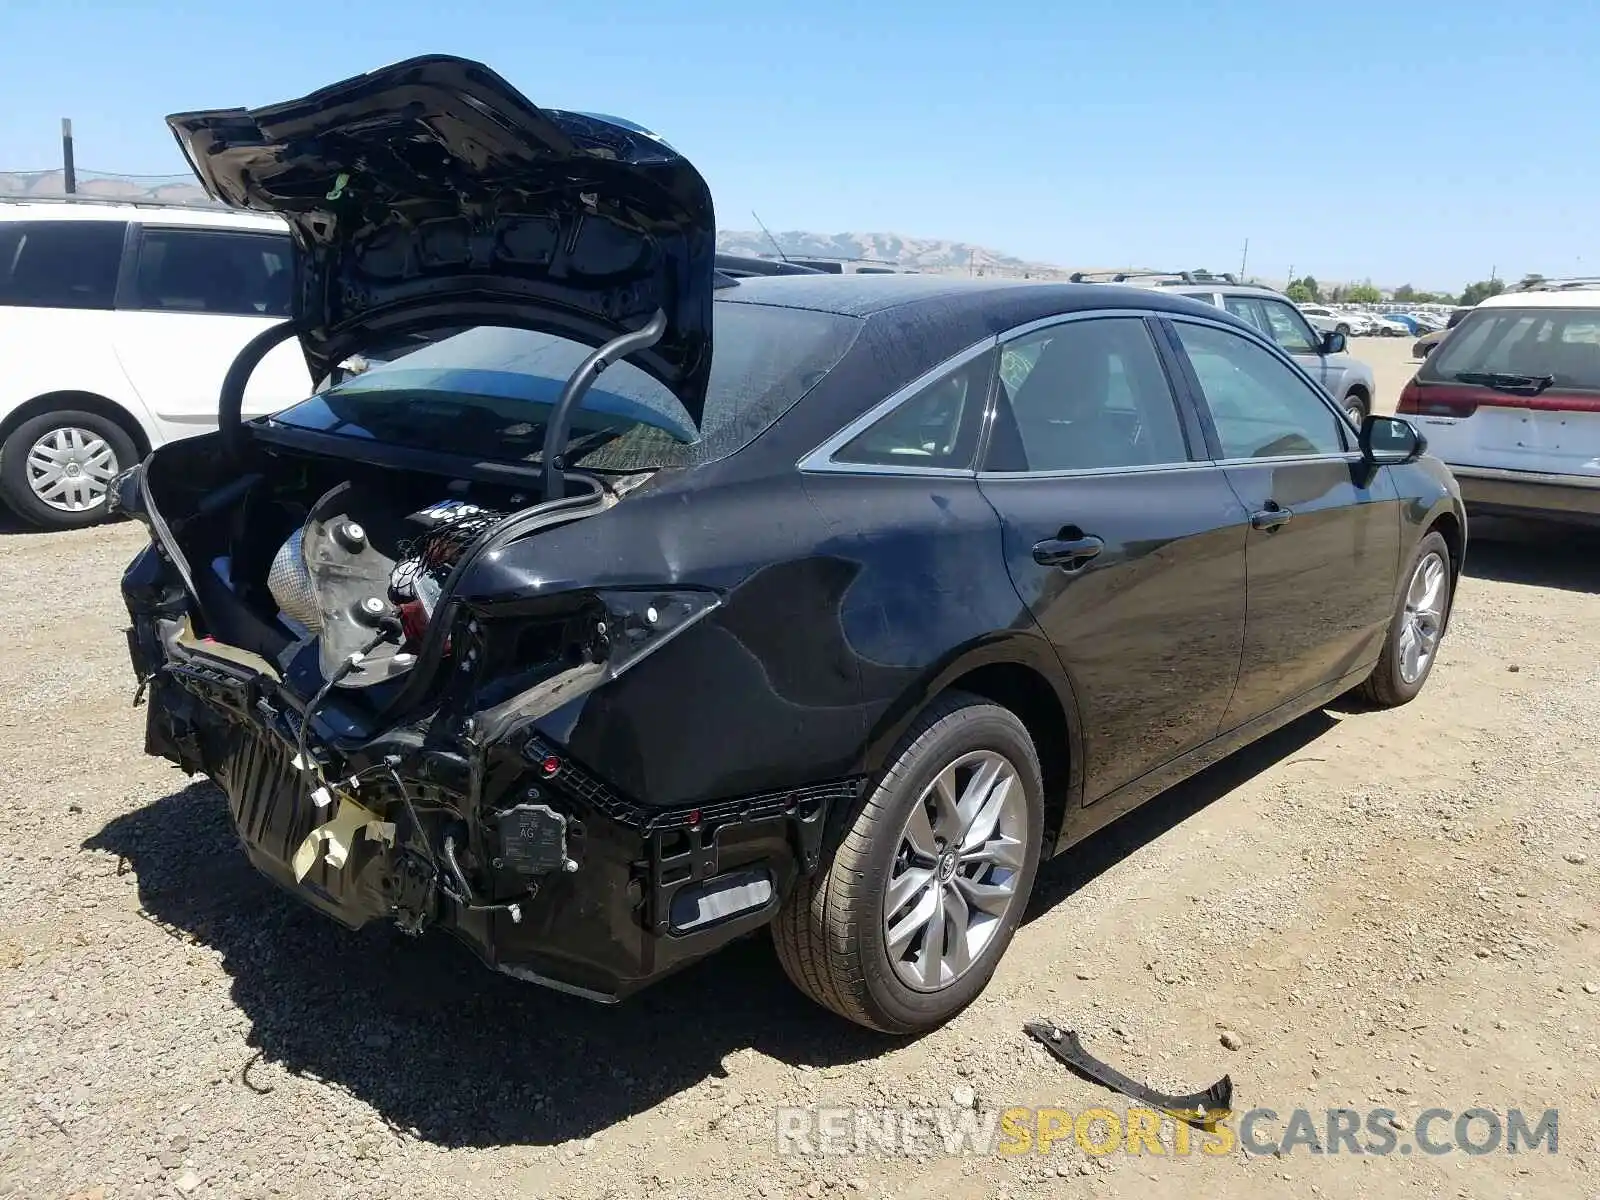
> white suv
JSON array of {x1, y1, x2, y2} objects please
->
[
  {"x1": 1397, "y1": 279, "x2": 1600, "y2": 526},
  {"x1": 0, "y1": 198, "x2": 312, "y2": 528}
]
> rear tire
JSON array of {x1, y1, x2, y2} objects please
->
[
  {"x1": 0, "y1": 409, "x2": 137, "y2": 530},
  {"x1": 773, "y1": 691, "x2": 1045, "y2": 1034},
  {"x1": 1357, "y1": 531, "x2": 1452, "y2": 708},
  {"x1": 1343, "y1": 392, "x2": 1369, "y2": 424}
]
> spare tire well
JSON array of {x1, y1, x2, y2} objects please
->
[
  {"x1": 0, "y1": 392, "x2": 150, "y2": 459},
  {"x1": 946, "y1": 662, "x2": 1071, "y2": 851}
]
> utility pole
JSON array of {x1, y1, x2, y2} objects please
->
[
  {"x1": 1239, "y1": 237, "x2": 1249, "y2": 280},
  {"x1": 60, "y1": 118, "x2": 76, "y2": 194}
]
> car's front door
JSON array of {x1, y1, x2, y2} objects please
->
[
  {"x1": 979, "y1": 314, "x2": 1250, "y2": 804},
  {"x1": 1162, "y1": 316, "x2": 1400, "y2": 730}
]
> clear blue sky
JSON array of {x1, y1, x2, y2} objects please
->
[{"x1": 2, "y1": 0, "x2": 1594, "y2": 290}]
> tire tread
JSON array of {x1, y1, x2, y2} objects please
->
[
  {"x1": 773, "y1": 691, "x2": 1038, "y2": 1033},
  {"x1": 1357, "y1": 531, "x2": 1451, "y2": 708}
]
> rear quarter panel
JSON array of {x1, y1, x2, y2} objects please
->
[
  {"x1": 457, "y1": 465, "x2": 1054, "y2": 810},
  {"x1": 795, "y1": 470, "x2": 1074, "y2": 778}
]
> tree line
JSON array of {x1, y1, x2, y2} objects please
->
[{"x1": 1283, "y1": 274, "x2": 1541, "y2": 308}]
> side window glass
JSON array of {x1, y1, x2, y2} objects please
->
[
  {"x1": 1258, "y1": 300, "x2": 1319, "y2": 355},
  {"x1": 987, "y1": 317, "x2": 1190, "y2": 472},
  {"x1": 132, "y1": 229, "x2": 293, "y2": 317},
  {"x1": 1173, "y1": 321, "x2": 1345, "y2": 459},
  {"x1": 833, "y1": 348, "x2": 994, "y2": 468},
  {"x1": 1223, "y1": 296, "x2": 1270, "y2": 335},
  {"x1": 0, "y1": 221, "x2": 125, "y2": 310}
]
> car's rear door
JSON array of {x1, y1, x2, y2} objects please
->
[
  {"x1": 0, "y1": 219, "x2": 144, "y2": 420},
  {"x1": 1160, "y1": 315, "x2": 1400, "y2": 729},
  {"x1": 977, "y1": 312, "x2": 1249, "y2": 804},
  {"x1": 110, "y1": 224, "x2": 312, "y2": 443}
]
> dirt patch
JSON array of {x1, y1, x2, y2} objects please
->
[{"x1": 1, "y1": 512, "x2": 1596, "y2": 1199}]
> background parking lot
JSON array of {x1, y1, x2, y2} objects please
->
[{"x1": 2, "y1": 341, "x2": 1596, "y2": 1199}]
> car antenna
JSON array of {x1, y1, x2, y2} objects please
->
[{"x1": 752, "y1": 210, "x2": 790, "y2": 262}]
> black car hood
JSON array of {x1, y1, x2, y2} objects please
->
[{"x1": 167, "y1": 55, "x2": 716, "y2": 422}]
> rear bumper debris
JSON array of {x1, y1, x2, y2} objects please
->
[
  {"x1": 126, "y1": 596, "x2": 858, "y2": 1002},
  {"x1": 1024, "y1": 1020, "x2": 1233, "y2": 1128}
]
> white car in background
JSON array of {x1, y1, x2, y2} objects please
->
[
  {"x1": 1368, "y1": 314, "x2": 1412, "y2": 337},
  {"x1": 0, "y1": 198, "x2": 313, "y2": 529},
  {"x1": 1300, "y1": 304, "x2": 1372, "y2": 337},
  {"x1": 1398, "y1": 280, "x2": 1600, "y2": 526}
]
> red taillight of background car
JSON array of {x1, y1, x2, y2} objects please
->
[
  {"x1": 1401, "y1": 379, "x2": 1600, "y2": 418},
  {"x1": 1397, "y1": 381, "x2": 1478, "y2": 418}
]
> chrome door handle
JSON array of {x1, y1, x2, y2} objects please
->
[{"x1": 1250, "y1": 503, "x2": 1293, "y2": 531}]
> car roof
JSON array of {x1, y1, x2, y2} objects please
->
[
  {"x1": 1479, "y1": 287, "x2": 1600, "y2": 310},
  {"x1": 0, "y1": 196, "x2": 288, "y2": 233},
  {"x1": 714, "y1": 273, "x2": 1265, "y2": 470},
  {"x1": 715, "y1": 272, "x2": 1221, "y2": 322}
]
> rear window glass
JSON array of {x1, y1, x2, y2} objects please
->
[
  {"x1": 1421, "y1": 307, "x2": 1600, "y2": 392},
  {"x1": 0, "y1": 220, "x2": 125, "y2": 310},
  {"x1": 270, "y1": 301, "x2": 863, "y2": 471}
]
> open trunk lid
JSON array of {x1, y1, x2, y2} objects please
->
[{"x1": 166, "y1": 54, "x2": 716, "y2": 423}]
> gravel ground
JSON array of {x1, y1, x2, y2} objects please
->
[{"x1": 3, "y1": 349, "x2": 1598, "y2": 1198}]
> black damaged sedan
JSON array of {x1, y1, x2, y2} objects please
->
[{"x1": 116, "y1": 56, "x2": 1465, "y2": 1033}]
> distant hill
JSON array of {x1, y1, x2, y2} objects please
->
[
  {"x1": 2, "y1": 170, "x2": 1462, "y2": 295},
  {"x1": 0, "y1": 168, "x2": 213, "y2": 206},
  {"x1": 0, "y1": 171, "x2": 1144, "y2": 283},
  {"x1": 715, "y1": 230, "x2": 1082, "y2": 278}
]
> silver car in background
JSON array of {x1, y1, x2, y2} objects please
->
[{"x1": 1071, "y1": 273, "x2": 1379, "y2": 422}]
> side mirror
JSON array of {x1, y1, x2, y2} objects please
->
[
  {"x1": 1320, "y1": 330, "x2": 1348, "y2": 355},
  {"x1": 1360, "y1": 414, "x2": 1426, "y2": 464}
]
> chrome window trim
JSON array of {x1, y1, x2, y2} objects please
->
[
  {"x1": 977, "y1": 452, "x2": 1367, "y2": 482},
  {"x1": 978, "y1": 460, "x2": 1213, "y2": 482},
  {"x1": 797, "y1": 334, "x2": 997, "y2": 477},
  {"x1": 995, "y1": 305, "x2": 1161, "y2": 344},
  {"x1": 1213, "y1": 451, "x2": 1366, "y2": 469},
  {"x1": 797, "y1": 306, "x2": 1368, "y2": 480}
]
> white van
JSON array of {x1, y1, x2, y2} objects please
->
[{"x1": 0, "y1": 198, "x2": 313, "y2": 528}]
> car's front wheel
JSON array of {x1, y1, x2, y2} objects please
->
[
  {"x1": 1343, "y1": 392, "x2": 1369, "y2": 424},
  {"x1": 1336, "y1": 322, "x2": 1352, "y2": 338},
  {"x1": 0, "y1": 409, "x2": 137, "y2": 530},
  {"x1": 773, "y1": 691, "x2": 1044, "y2": 1033},
  {"x1": 1357, "y1": 530, "x2": 1452, "y2": 707}
]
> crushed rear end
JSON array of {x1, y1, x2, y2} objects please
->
[{"x1": 113, "y1": 55, "x2": 837, "y2": 1000}]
